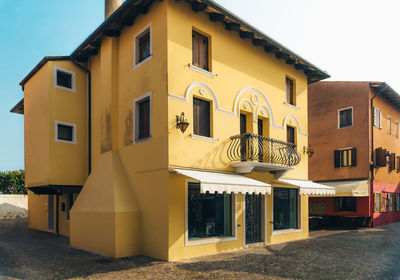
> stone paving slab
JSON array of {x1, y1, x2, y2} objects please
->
[{"x1": 0, "y1": 219, "x2": 399, "y2": 280}]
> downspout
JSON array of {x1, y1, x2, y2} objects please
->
[
  {"x1": 370, "y1": 83, "x2": 387, "y2": 226},
  {"x1": 69, "y1": 58, "x2": 92, "y2": 175}
]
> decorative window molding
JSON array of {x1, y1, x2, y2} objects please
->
[
  {"x1": 338, "y1": 107, "x2": 353, "y2": 129},
  {"x1": 189, "y1": 64, "x2": 217, "y2": 78},
  {"x1": 134, "y1": 23, "x2": 152, "y2": 69},
  {"x1": 54, "y1": 121, "x2": 76, "y2": 144},
  {"x1": 190, "y1": 134, "x2": 218, "y2": 142},
  {"x1": 54, "y1": 67, "x2": 75, "y2": 92},
  {"x1": 184, "y1": 179, "x2": 237, "y2": 247},
  {"x1": 133, "y1": 92, "x2": 152, "y2": 143}
]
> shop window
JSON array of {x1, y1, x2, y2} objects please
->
[
  {"x1": 55, "y1": 121, "x2": 76, "y2": 144},
  {"x1": 375, "y1": 193, "x2": 381, "y2": 213},
  {"x1": 273, "y1": 188, "x2": 299, "y2": 230},
  {"x1": 134, "y1": 25, "x2": 152, "y2": 67},
  {"x1": 334, "y1": 197, "x2": 356, "y2": 212},
  {"x1": 188, "y1": 182, "x2": 232, "y2": 239},
  {"x1": 54, "y1": 67, "x2": 75, "y2": 91},
  {"x1": 134, "y1": 93, "x2": 152, "y2": 142},
  {"x1": 192, "y1": 30, "x2": 209, "y2": 71},
  {"x1": 338, "y1": 108, "x2": 353, "y2": 129},
  {"x1": 388, "y1": 193, "x2": 394, "y2": 212},
  {"x1": 286, "y1": 77, "x2": 295, "y2": 106},
  {"x1": 334, "y1": 148, "x2": 356, "y2": 168},
  {"x1": 193, "y1": 97, "x2": 211, "y2": 137},
  {"x1": 396, "y1": 193, "x2": 400, "y2": 211}
]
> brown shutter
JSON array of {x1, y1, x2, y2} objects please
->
[
  {"x1": 374, "y1": 193, "x2": 378, "y2": 212},
  {"x1": 199, "y1": 34, "x2": 209, "y2": 71},
  {"x1": 192, "y1": 31, "x2": 199, "y2": 67},
  {"x1": 389, "y1": 153, "x2": 396, "y2": 170},
  {"x1": 380, "y1": 194, "x2": 385, "y2": 212},
  {"x1": 397, "y1": 156, "x2": 400, "y2": 172},
  {"x1": 351, "y1": 148, "x2": 357, "y2": 167},
  {"x1": 334, "y1": 150, "x2": 341, "y2": 168},
  {"x1": 193, "y1": 97, "x2": 210, "y2": 137}
]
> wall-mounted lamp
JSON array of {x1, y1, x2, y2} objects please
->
[
  {"x1": 303, "y1": 145, "x2": 314, "y2": 158},
  {"x1": 176, "y1": 112, "x2": 190, "y2": 133}
]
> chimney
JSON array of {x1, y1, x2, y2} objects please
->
[{"x1": 105, "y1": 0, "x2": 123, "y2": 19}]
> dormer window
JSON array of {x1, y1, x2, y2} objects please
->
[{"x1": 54, "y1": 67, "x2": 75, "y2": 92}]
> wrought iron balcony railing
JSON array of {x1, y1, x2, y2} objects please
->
[{"x1": 227, "y1": 133, "x2": 300, "y2": 167}]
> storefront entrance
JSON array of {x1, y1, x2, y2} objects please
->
[{"x1": 245, "y1": 194, "x2": 263, "y2": 244}]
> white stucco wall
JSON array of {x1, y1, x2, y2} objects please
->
[{"x1": 0, "y1": 195, "x2": 28, "y2": 219}]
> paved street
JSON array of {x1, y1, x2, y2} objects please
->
[{"x1": 0, "y1": 219, "x2": 399, "y2": 280}]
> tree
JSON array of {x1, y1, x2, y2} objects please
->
[{"x1": 0, "y1": 170, "x2": 26, "y2": 194}]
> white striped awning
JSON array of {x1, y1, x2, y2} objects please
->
[
  {"x1": 171, "y1": 168, "x2": 271, "y2": 195},
  {"x1": 278, "y1": 179, "x2": 336, "y2": 196}
]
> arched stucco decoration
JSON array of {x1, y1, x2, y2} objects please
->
[
  {"x1": 233, "y1": 87, "x2": 279, "y2": 128},
  {"x1": 238, "y1": 98, "x2": 256, "y2": 122},
  {"x1": 167, "y1": 82, "x2": 233, "y2": 116},
  {"x1": 282, "y1": 114, "x2": 308, "y2": 136}
]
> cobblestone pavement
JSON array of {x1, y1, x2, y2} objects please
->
[{"x1": 0, "y1": 219, "x2": 399, "y2": 280}]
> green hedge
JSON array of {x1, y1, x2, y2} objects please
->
[{"x1": 0, "y1": 170, "x2": 26, "y2": 194}]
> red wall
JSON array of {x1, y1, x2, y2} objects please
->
[
  {"x1": 372, "y1": 181, "x2": 400, "y2": 226},
  {"x1": 310, "y1": 197, "x2": 370, "y2": 217}
]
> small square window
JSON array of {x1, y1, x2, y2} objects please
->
[
  {"x1": 134, "y1": 93, "x2": 152, "y2": 142},
  {"x1": 55, "y1": 121, "x2": 76, "y2": 144},
  {"x1": 334, "y1": 148, "x2": 356, "y2": 168},
  {"x1": 134, "y1": 25, "x2": 152, "y2": 67},
  {"x1": 54, "y1": 67, "x2": 75, "y2": 91},
  {"x1": 338, "y1": 108, "x2": 353, "y2": 128}
]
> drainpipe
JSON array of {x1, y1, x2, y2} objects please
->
[
  {"x1": 370, "y1": 83, "x2": 387, "y2": 227},
  {"x1": 69, "y1": 58, "x2": 92, "y2": 175},
  {"x1": 56, "y1": 193, "x2": 59, "y2": 235}
]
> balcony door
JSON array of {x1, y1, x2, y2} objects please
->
[{"x1": 240, "y1": 114, "x2": 247, "y2": 161}]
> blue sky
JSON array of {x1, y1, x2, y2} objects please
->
[{"x1": 1, "y1": 0, "x2": 399, "y2": 171}]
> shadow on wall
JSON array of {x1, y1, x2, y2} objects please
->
[{"x1": 0, "y1": 203, "x2": 28, "y2": 219}]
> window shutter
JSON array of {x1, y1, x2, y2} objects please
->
[
  {"x1": 382, "y1": 149, "x2": 387, "y2": 167},
  {"x1": 334, "y1": 150, "x2": 341, "y2": 168},
  {"x1": 192, "y1": 32, "x2": 199, "y2": 67},
  {"x1": 193, "y1": 97, "x2": 210, "y2": 137},
  {"x1": 389, "y1": 153, "x2": 396, "y2": 171},
  {"x1": 373, "y1": 107, "x2": 377, "y2": 127},
  {"x1": 397, "y1": 156, "x2": 400, "y2": 172},
  {"x1": 374, "y1": 193, "x2": 378, "y2": 212},
  {"x1": 351, "y1": 148, "x2": 357, "y2": 167},
  {"x1": 199, "y1": 36, "x2": 209, "y2": 71},
  {"x1": 379, "y1": 110, "x2": 383, "y2": 128},
  {"x1": 375, "y1": 147, "x2": 382, "y2": 167},
  {"x1": 380, "y1": 194, "x2": 385, "y2": 212}
]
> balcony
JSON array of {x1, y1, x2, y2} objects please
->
[{"x1": 227, "y1": 133, "x2": 300, "y2": 176}]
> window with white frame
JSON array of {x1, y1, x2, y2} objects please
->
[
  {"x1": 374, "y1": 107, "x2": 382, "y2": 129},
  {"x1": 134, "y1": 93, "x2": 152, "y2": 142},
  {"x1": 273, "y1": 188, "x2": 299, "y2": 230},
  {"x1": 387, "y1": 116, "x2": 392, "y2": 135},
  {"x1": 187, "y1": 182, "x2": 233, "y2": 239},
  {"x1": 338, "y1": 107, "x2": 353, "y2": 128},
  {"x1": 54, "y1": 67, "x2": 75, "y2": 91},
  {"x1": 55, "y1": 121, "x2": 76, "y2": 144},
  {"x1": 134, "y1": 25, "x2": 152, "y2": 68}
]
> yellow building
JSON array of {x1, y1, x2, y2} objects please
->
[{"x1": 11, "y1": 0, "x2": 334, "y2": 261}]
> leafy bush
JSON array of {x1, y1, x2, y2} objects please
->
[{"x1": 0, "y1": 170, "x2": 26, "y2": 194}]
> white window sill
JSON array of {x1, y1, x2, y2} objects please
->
[
  {"x1": 185, "y1": 236, "x2": 236, "y2": 247},
  {"x1": 54, "y1": 85, "x2": 75, "y2": 92},
  {"x1": 55, "y1": 139, "x2": 76, "y2": 144},
  {"x1": 284, "y1": 102, "x2": 299, "y2": 110},
  {"x1": 271, "y1": 228, "x2": 302, "y2": 236},
  {"x1": 189, "y1": 64, "x2": 217, "y2": 78},
  {"x1": 190, "y1": 134, "x2": 218, "y2": 142},
  {"x1": 134, "y1": 136, "x2": 152, "y2": 143},
  {"x1": 134, "y1": 55, "x2": 152, "y2": 69}
]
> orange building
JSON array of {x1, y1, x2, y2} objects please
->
[{"x1": 309, "y1": 81, "x2": 400, "y2": 227}]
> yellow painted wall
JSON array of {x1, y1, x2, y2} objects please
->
[
  {"x1": 27, "y1": 192, "x2": 48, "y2": 232},
  {"x1": 24, "y1": 64, "x2": 50, "y2": 187},
  {"x1": 166, "y1": 0, "x2": 308, "y2": 180}
]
